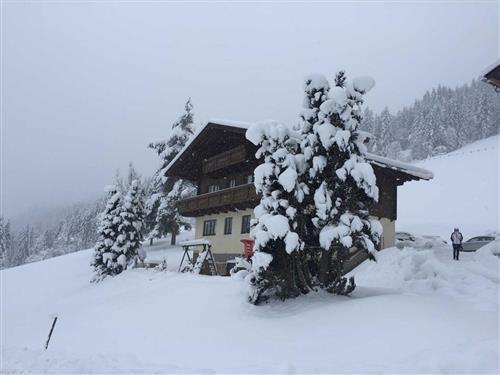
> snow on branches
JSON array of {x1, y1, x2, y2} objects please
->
[
  {"x1": 246, "y1": 121, "x2": 303, "y2": 255},
  {"x1": 245, "y1": 121, "x2": 312, "y2": 304},
  {"x1": 146, "y1": 98, "x2": 195, "y2": 244},
  {"x1": 311, "y1": 71, "x2": 381, "y2": 261},
  {"x1": 91, "y1": 181, "x2": 145, "y2": 282},
  {"x1": 91, "y1": 186, "x2": 124, "y2": 282},
  {"x1": 245, "y1": 70, "x2": 382, "y2": 301}
]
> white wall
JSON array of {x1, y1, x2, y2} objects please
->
[
  {"x1": 195, "y1": 208, "x2": 254, "y2": 255},
  {"x1": 379, "y1": 217, "x2": 395, "y2": 249},
  {"x1": 195, "y1": 210, "x2": 396, "y2": 255}
]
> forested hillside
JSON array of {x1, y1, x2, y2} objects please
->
[{"x1": 362, "y1": 79, "x2": 499, "y2": 160}]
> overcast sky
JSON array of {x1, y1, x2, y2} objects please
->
[{"x1": 2, "y1": 1, "x2": 499, "y2": 219}]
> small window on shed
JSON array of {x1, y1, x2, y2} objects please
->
[{"x1": 229, "y1": 179, "x2": 236, "y2": 188}]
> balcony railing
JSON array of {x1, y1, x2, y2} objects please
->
[
  {"x1": 177, "y1": 183, "x2": 260, "y2": 217},
  {"x1": 202, "y1": 145, "x2": 247, "y2": 175}
]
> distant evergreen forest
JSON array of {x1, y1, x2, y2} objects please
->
[
  {"x1": 1, "y1": 78, "x2": 498, "y2": 269},
  {"x1": 361, "y1": 78, "x2": 499, "y2": 160}
]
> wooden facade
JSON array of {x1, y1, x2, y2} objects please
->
[
  {"x1": 166, "y1": 121, "x2": 429, "y2": 222},
  {"x1": 177, "y1": 183, "x2": 260, "y2": 217}
]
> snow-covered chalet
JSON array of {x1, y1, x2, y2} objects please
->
[{"x1": 164, "y1": 120, "x2": 433, "y2": 269}]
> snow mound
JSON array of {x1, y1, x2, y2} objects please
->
[
  {"x1": 352, "y1": 246, "x2": 499, "y2": 309},
  {"x1": 475, "y1": 238, "x2": 500, "y2": 260}
]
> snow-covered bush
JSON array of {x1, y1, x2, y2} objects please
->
[{"x1": 155, "y1": 258, "x2": 168, "y2": 271}]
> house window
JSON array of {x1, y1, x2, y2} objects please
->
[
  {"x1": 224, "y1": 217, "x2": 233, "y2": 235},
  {"x1": 241, "y1": 215, "x2": 251, "y2": 234},
  {"x1": 246, "y1": 175, "x2": 254, "y2": 184},
  {"x1": 203, "y1": 220, "x2": 216, "y2": 236},
  {"x1": 208, "y1": 184, "x2": 219, "y2": 193},
  {"x1": 229, "y1": 179, "x2": 236, "y2": 188}
]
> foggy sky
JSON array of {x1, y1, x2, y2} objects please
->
[{"x1": 2, "y1": 1, "x2": 499, "y2": 219}]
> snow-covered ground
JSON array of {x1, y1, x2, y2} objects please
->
[
  {"x1": 2, "y1": 237, "x2": 499, "y2": 373},
  {"x1": 398, "y1": 135, "x2": 500, "y2": 240},
  {"x1": 2, "y1": 137, "x2": 499, "y2": 372}
]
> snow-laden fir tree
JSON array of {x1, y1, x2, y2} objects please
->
[
  {"x1": 13, "y1": 225, "x2": 34, "y2": 267},
  {"x1": 309, "y1": 71, "x2": 382, "y2": 294},
  {"x1": 245, "y1": 121, "x2": 312, "y2": 304},
  {"x1": 298, "y1": 74, "x2": 330, "y2": 246},
  {"x1": 146, "y1": 98, "x2": 196, "y2": 245},
  {"x1": 374, "y1": 107, "x2": 394, "y2": 155},
  {"x1": 113, "y1": 179, "x2": 146, "y2": 269},
  {"x1": 0, "y1": 217, "x2": 11, "y2": 269},
  {"x1": 91, "y1": 186, "x2": 123, "y2": 282}
]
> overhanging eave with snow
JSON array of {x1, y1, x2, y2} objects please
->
[
  {"x1": 366, "y1": 153, "x2": 434, "y2": 182},
  {"x1": 163, "y1": 120, "x2": 433, "y2": 221},
  {"x1": 482, "y1": 61, "x2": 500, "y2": 89}
]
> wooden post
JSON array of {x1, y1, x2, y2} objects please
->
[{"x1": 45, "y1": 316, "x2": 58, "y2": 350}]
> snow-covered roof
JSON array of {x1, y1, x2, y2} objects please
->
[
  {"x1": 480, "y1": 59, "x2": 500, "y2": 78},
  {"x1": 366, "y1": 153, "x2": 434, "y2": 180},
  {"x1": 164, "y1": 119, "x2": 433, "y2": 181},
  {"x1": 207, "y1": 118, "x2": 254, "y2": 130}
]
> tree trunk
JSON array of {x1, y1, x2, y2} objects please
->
[
  {"x1": 318, "y1": 249, "x2": 331, "y2": 287},
  {"x1": 171, "y1": 231, "x2": 177, "y2": 245}
]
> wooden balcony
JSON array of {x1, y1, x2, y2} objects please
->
[
  {"x1": 202, "y1": 145, "x2": 248, "y2": 176},
  {"x1": 177, "y1": 183, "x2": 260, "y2": 217}
]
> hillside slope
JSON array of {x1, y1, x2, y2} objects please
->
[
  {"x1": 2, "y1": 239, "x2": 498, "y2": 373},
  {"x1": 398, "y1": 135, "x2": 499, "y2": 239}
]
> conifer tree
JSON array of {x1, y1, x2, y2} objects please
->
[
  {"x1": 245, "y1": 121, "x2": 312, "y2": 304},
  {"x1": 298, "y1": 75, "x2": 330, "y2": 246},
  {"x1": 91, "y1": 186, "x2": 123, "y2": 282},
  {"x1": 147, "y1": 98, "x2": 195, "y2": 244},
  {"x1": 113, "y1": 180, "x2": 145, "y2": 269},
  {"x1": 0, "y1": 217, "x2": 10, "y2": 268},
  {"x1": 14, "y1": 225, "x2": 32, "y2": 266},
  {"x1": 310, "y1": 71, "x2": 382, "y2": 294},
  {"x1": 376, "y1": 107, "x2": 394, "y2": 155}
]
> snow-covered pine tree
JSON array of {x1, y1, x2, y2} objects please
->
[
  {"x1": 375, "y1": 107, "x2": 394, "y2": 155},
  {"x1": 146, "y1": 98, "x2": 195, "y2": 245},
  {"x1": 311, "y1": 71, "x2": 382, "y2": 294},
  {"x1": 245, "y1": 121, "x2": 312, "y2": 304},
  {"x1": 13, "y1": 225, "x2": 33, "y2": 266},
  {"x1": 0, "y1": 217, "x2": 10, "y2": 268},
  {"x1": 298, "y1": 74, "x2": 330, "y2": 247},
  {"x1": 113, "y1": 179, "x2": 145, "y2": 270},
  {"x1": 91, "y1": 186, "x2": 123, "y2": 282}
]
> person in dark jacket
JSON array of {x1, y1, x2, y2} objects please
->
[{"x1": 450, "y1": 228, "x2": 463, "y2": 260}]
